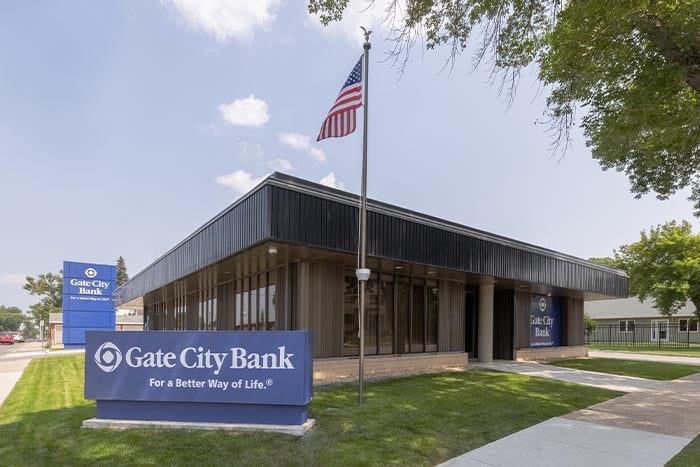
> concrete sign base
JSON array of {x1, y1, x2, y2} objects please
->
[{"x1": 82, "y1": 417, "x2": 316, "y2": 437}]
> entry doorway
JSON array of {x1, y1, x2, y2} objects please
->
[{"x1": 651, "y1": 319, "x2": 669, "y2": 342}]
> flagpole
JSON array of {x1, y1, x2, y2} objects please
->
[{"x1": 357, "y1": 26, "x2": 371, "y2": 405}]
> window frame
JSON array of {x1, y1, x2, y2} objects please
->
[{"x1": 618, "y1": 319, "x2": 635, "y2": 333}]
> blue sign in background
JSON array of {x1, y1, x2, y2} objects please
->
[
  {"x1": 62, "y1": 261, "x2": 116, "y2": 348},
  {"x1": 529, "y1": 295, "x2": 562, "y2": 347},
  {"x1": 85, "y1": 331, "x2": 314, "y2": 425}
]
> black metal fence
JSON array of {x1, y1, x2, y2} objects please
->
[{"x1": 585, "y1": 323, "x2": 694, "y2": 348}]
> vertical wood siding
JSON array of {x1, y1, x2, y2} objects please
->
[
  {"x1": 513, "y1": 291, "x2": 531, "y2": 349},
  {"x1": 438, "y1": 280, "x2": 466, "y2": 352},
  {"x1": 563, "y1": 297, "x2": 585, "y2": 346},
  {"x1": 295, "y1": 262, "x2": 344, "y2": 358}
]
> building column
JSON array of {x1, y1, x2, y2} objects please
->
[{"x1": 478, "y1": 277, "x2": 495, "y2": 362}]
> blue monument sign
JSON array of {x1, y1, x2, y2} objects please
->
[
  {"x1": 529, "y1": 294, "x2": 562, "y2": 347},
  {"x1": 62, "y1": 261, "x2": 116, "y2": 349},
  {"x1": 85, "y1": 331, "x2": 314, "y2": 427}
]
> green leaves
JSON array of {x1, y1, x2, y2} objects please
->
[
  {"x1": 616, "y1": 220, "x2": 700, "y2": 318},
  {"x1": 23, "y1": 271, "x2": 63, "y2": 324},
  {"x1": 309, "y1": 0, "x2": 700, "y2": 215}
]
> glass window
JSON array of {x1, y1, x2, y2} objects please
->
[
  {"x1": 619, "y1": 320, "x2": 634, "y2": 333},
  {"x1": 234, "y1": 280, "x2": 242, "y2": 330},
  {"x1": 343, "y1": 273, "x2": 358, "y2": 356},
  {"x1": 411, "y1": 283, "x2": 424, "y2": 353},
  {"x1": 267, "y1": 269, "x2": 277, "y2": 330},
  {"x1": 365, "y1": 278, "x2": 378, "y2": 355},
  {"x1": 378, "y1": 278, "x2": 394, "y2": 354},
  {"x1": 259, "y1": 273, "x2": 267, "y2": 330},
  {"x1": 426, "y1": 284, "x2": 439, "y2": 352},
  {"x1": 680, "y1": 319, "x2": 698, "y2": 332},
  {"x1": 397, "y1": 279, "x2": 411, "y2": 353},
  {"x1": 241, "y1": 278, "x2": 249, "y2": 331},
  {"x1": 250, "y1": 276, "x2": 257, "y2": 330}
]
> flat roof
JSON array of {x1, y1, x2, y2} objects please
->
[{"x1": 115, "y1": 172, "x2": 628, "y2": 305}]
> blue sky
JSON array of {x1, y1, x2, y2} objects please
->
[{"x1": 0, "y1": 1, "x2": 695, "y2": 311}]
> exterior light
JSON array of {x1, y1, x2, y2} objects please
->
[
  {"x1": 355, "y1": 268, "x2": 371, "y2": 281},
  {"x1": 395, "y1": 266, "x2": 403, "y2": 270},
  {"x1": 268, "y1": 246, "x2": 278, "y2": 255}
]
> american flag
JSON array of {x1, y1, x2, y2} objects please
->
[{"x1": 317, "y1": 57, "x2": 363, "y2": 141}]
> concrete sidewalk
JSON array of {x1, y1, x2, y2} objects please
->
[
  {"x1": 588, "y1": 350, "x2": 700, "y2": 366},
  {"x1": 443, "y1": 362, "x2": 699, "y2": 466},
  {"x1": 470, "y1": 360, "x2": 660, "y2": 392}
]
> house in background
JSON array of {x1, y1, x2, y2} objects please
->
[
  {"x1": 49, "y1": 312, "x2": 143, "y2": 348},
  {"x1": 585, "y1": 297, "x2": 699, "y2": 345}
]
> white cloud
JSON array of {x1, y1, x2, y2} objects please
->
[
  {"x1": 269, "y1": 158, "x2": 294, "y2": 172},
  {"x1": 162, "y1": 0, "x2": 280, "y2": 43},
  {"x1": 214, "y1": 170, "x2": 268, "y2": 196},
  {"x1": 320, "y1": 172, "x2": 345, "y2": 190},
  {"x1": 277, "y1": 132, "x2": 326, "y2": 162},
  {"x1": 306, "y1": 0, "x2": 395, "y2": 45},
  {"x1": 219, "y1": 95, "x2": 270, "y2": 127},
  {"x1": 0, "y1": 273, "x2": 26, "y2": 286}
]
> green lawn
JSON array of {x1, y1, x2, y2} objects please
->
[
  {"x1": 587, "y1": 344, "x2": 700, "y2": 357},
  {"x1": 0, "y1": 355, "x2": 618, "y2": 466},
  {"x1": 551, "y1": 358, "x2": 700, "y2": 380},
  {"x1": 667, "y1": 434, "x2": 700, "y2": 466}
]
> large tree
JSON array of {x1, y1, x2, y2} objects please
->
[
  {"x1": 309, "y1": 0, "x2": 700, "y2": 215},
  {"x1": 116, "y1": 256, "x2": 129, "y2": 287},
  {"x1": 615, "y1": 220, "x2": 700, "y2": 319},
  {"x1": 0, "y1": 305, "x2": 24, "y2": 332},
  {"x1": 23, "y1": 272, "x2": 63, "y2": 324}
]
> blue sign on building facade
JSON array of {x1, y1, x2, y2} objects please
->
[
  {"x1": 529, "y1": 294, "x2": 562, "y2": 347},
  {"x1": 62, "y1": 261, "x2": 116, "y2": 349},
  {"x1": 85, "y1": 331, "x2": 314, "y2": 426}
]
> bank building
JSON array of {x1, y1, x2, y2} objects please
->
[{"x1": 115, "y1": 173, "x2": 627, "y2": 375}]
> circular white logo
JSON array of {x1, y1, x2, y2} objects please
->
[
  {"x1": 94, "y1": 341, "x2": 122, "y2": 373},
  {"x1": 85, "y1": 268, "x2": 98, "y2": 278},
  {"x1": 539, "y1": 298, "x2": 547, "y2": 312}
]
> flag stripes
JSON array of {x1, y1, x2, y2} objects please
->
[{"x1": 317, "y1": 57, "x2": 363, "y2": 141}]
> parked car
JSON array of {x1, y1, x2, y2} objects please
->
[
  {"x1": 10, "y1": 332, "x2": 25, "y2": 343},
  {"x1": 0, "y1": 332, "x2": 15, "y2": 345}
]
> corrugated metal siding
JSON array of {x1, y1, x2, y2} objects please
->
[
  {"x1": 117, "y1": 174, "x2": 627, "y2": 306},
  {"x1": 115, "y1": 187, "x2": 269, "y2": 305},
  {"x1": 295, "y1": 262, "x2": 344, "y2": 358},
  {"x1": 268, "y1": 183, "x2": 627, "y2": 298}
]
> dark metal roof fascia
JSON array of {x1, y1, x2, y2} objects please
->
[
  {"x1": 265, "y1": 172, "x2": 627, "y2": 279},
  {"x1": 114, "y1": 179, "x2": 271, "y2": 296}
]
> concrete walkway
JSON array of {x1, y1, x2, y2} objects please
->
[
  {"x1": 589, "y1": 350, "x2": 700, "y2": 366},
  {"x1": 443, "y1": 361, "x2": 700, "y2": 466},
  {"x1": 470, "y1": 360, "x2": 660, "y2": 392}
]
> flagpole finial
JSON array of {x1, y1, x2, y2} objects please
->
[{"x1": 360, "y1": 26, "x2": 372, "y2": 44}]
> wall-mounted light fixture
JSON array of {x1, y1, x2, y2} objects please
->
[{"x1": 268, "y1": 246, "x2": 278, "y2": 256}]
